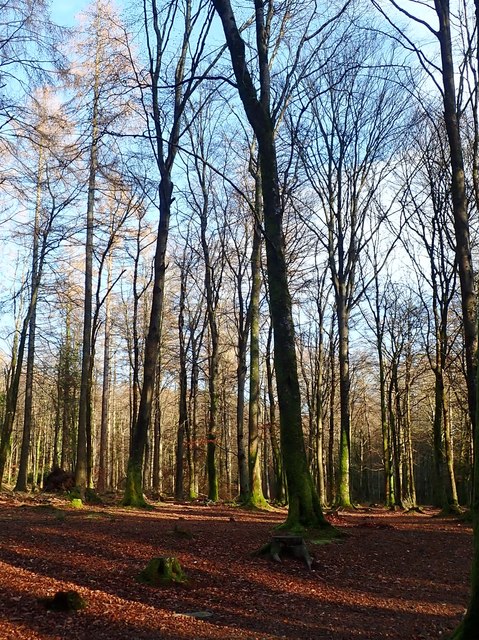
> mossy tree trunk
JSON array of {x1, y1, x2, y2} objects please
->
[
  {"x1": 196, "y1": 157, "x2": 221, "y2": 503},
  {"x1": 211, "y1": 0, "x2": 330, "y2": 530},
  {"x1": 327, "y1": 321, "x2": 337, "y2": 506},
  {"x1": 336, "y1": 288, "x2": 352, "y2": 508},
  {"x1": 175, "y1": 251, "x2": 189, "y2": 501},
  {"x1": 187, "y1": 329, "x2": 202, "y2": 500},
  {"x1": 265, "y1": 330, "x2": 285, "y2": 503},
  {"x1": 247, "y1": 192, "x2": 268, "y2": 509},
  {"x1": 314, "y1": 313, "x2": 327, "y2": 507}
]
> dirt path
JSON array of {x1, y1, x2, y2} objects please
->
[{"x1": 0, "y1": 495, "x2": 472, "y2": 639}]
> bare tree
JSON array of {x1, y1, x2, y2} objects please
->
[
  {"x1": 122, "y1": 0, "x2": 214, "y2": 506},
  {"x1": 295, "y1": 25, "x2": 409, "y2": 507},
  {"x1": 211, "y1": 0, "x2": 337, "y2": 529}
]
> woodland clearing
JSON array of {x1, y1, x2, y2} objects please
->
[{"x1": 0, "y1": 495, "x2": 472, "y2": 640}]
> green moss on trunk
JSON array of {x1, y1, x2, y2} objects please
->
[
  {"x1": 207, "y1": 437, "x2": 218, "y2": 501},
  {"x1": 122, "y1": 460, "x2": 147, "y2": 508}
]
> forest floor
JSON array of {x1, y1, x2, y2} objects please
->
[{"x1": 0, "y1": 493, "x2": 472, "y2": 640}]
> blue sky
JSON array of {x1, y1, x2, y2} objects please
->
[{"x1": 50, "y1": 0, "x2": 90, "y2": 26}]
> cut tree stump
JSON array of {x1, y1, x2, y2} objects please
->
[
  {"x1": 256, "y1": 535, "x2": 313, "y2": 570},
  {"x1": 40, "y1": 590, "x2": 86, "y2": 612},
  {"x1": 138, "y1": 557, "x2": 188, "y2": 586}
]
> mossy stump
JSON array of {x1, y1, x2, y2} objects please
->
[
  {"x1": 138, "y1": 557, "x2": 187, "y2": 587},
  {"x1": 40, "y1": 590, "x2": 86, "y2": 612}
]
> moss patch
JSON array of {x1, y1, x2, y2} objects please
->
[{"x1": 138, "y1": 557, "x2": 187, "y2": 587}]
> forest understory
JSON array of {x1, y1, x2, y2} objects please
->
[{"x1": 0, "y1": 495, "x2": 471, "y2": 640}]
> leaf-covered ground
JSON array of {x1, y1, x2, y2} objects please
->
[{"x1": 0, "y1": 494, "x2": 472, "y2": 640}]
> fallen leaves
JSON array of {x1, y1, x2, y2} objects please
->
[{"x1": 0, "y1": 499, "x2": 472, "y2": 640}]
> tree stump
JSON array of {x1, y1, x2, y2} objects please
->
[
  {"x1": 256, "y1": 535, "x2": 313, "y2": 570},
  {"x1": 40, "y1": 590, "x2": 86, "y2": 612},
  {"x1": 43, "y1": 467, "x2": 75, "y2": 493},
  {"x1": 138, "y1": 557, "x2": 187, "y2": 586}
]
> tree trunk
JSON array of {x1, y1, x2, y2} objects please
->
[
  {"x1": 97, "y1": 254, "x2": 112, "y2": 494},
  {"x1": 175, "y1": 258, "x2": 188, "y2": 501},
  {"x1": 152, "y1": 370, "x2": 162, "y2": 498},
  {"x1": 0, "y1": 314, "x2": 29, "y2": 485},
  {"x1": 328, "y1": 323, "x2": 337, "y2": 506},
  {"x1": 437, "y1": 0, "x2": 479, "y2": 620},
  {"x1": 247, "y1": 212, "x2": 267, "y2": 508},
  {"x1": 336, "y1": 294, "x2": 352, "y2": 507},
  {"x1": 123, "y1": 177, "x2": 171, "y2": 507},
  {"x1": 15, "y1": 145, "x2": 43, "y2": 492},
  {"x1": 265, "y1": 325, "x2": 285, "y2": 503},
  {"x1": 75, "y1": 17, "x2": 101, "y2": 495},
  {"x1": 443, "y1": 392, "x2": 459, "y2": 509},
  {"x1": 402, "y1": 348, "x2": 416, "y2": 508}
]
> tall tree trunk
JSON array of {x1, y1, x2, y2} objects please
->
[
  {"x1": 247, "y1": 212, "x2": 267, "y2": 508},
  {"x1": 443, "y1": 391, "x2": 459, "y2": 509},
  {"x1": 15, "y1": 144, "x2": 43, "y2": 492},
  {"x1": 336, "y1": 294, "x2": 352, "y2": 507},
  {"x1": 152, "y1": 368, "x2": 162, "y2": 498},
  {"x1": 97, "y1": 253, "x2": 112, "y2": 493},
  {"x1": 123, "y1": 177, "x2": 171, "y2": 506},
  {"x1": 265, "y1": 325, "x2": 284, "y2": 502},
  {"x1": 440, "y1": 0, "x2": 479, "y2": 615},
  {"x1": 123, "y1": 0, "x2": 199, "y2": 506},
  {"x1": 388, "y1": 363, "x2": 402, "y2": 508},
  {"x1": 402, "y1": 349, "x2": 416, "y2": 508},
  {"x1": 0, "y1": 195, "x2": 52, "y2": 485},
  {"x1": 0, "y1": 314, "x2": 29, "y2": 485},
  {"x1": 328, "y1": 323, "x2": 337, "y2": 506},
  {"x1": 435, "y1": 0, "x2": 476, "y2": 428},
  {"x1": 199, "y1": 189, "x2": 220, "y2": 502},
  {"x1": 236, "y1": 338, "x2": 249, "y2": 501},
  {"x1": 175, "y1": 259, "x2": 188, "y2": 501},
  {"x1": 379, "y1": 345, "x2": 394, "y2": 507},
  {"x1": 75, "y1": 35, "x2": 100, "y2": 495},
  {"x1": 314, "y1": 348, "x2": 326, "y2": 507},
  {"x1": 187, "y1": 331, "x2": 201, "y2": 499},
  {"x1": 432, "y1": 370, "x2": 448, "y2": 509}
]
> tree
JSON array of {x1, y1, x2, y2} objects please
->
[
  {"x1": 363, "y1": 248, "x2": 395, "y2": 507},
  {"x1": 295, "y1": 24, "x2": 410, "y2": 507},
  {"x1": 400, "y1": 121, "x2": 460, "y2": 513},
  {"x1": 0, "y1": 162, "x2": 75, "y2": 486},
  {"x1": 13, "y1": 89, "x2": 76, "y2": 491},
  {"x1": 211, "y1": 0, "x2": 333, "y2": 530},
  {"x1": 69, "y1": 0, "x2": 135, "y2": 494},
  {"x1": 123, "y1": 0, "x2": 214, "y2": 505},
  {"x1": 370, "y1": 0, "x2": 478, "y2": 632},
  {"x1": 186, "y1": 119, "x2": 226, "y2": 501}
]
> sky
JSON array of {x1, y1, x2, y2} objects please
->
[{"x1": 50, "y1": 0, "x2": 91, "y2": 27}]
